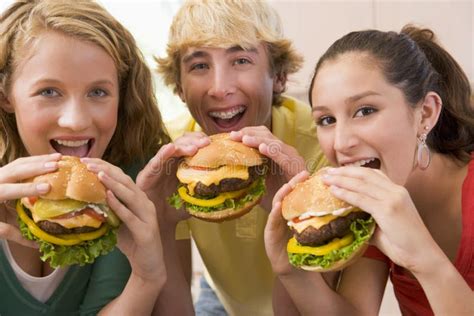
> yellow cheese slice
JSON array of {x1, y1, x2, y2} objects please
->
[{"x1": 177, "y1": 164, "x2": 249, "y2": 195}]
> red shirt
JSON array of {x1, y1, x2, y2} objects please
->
[{"x1": 364, "y1": 157, "x2": 474, "y2": 316}]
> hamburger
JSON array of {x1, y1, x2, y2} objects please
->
[
  {"x1": 16, "y1": 156, "x2": 120, "y2": 267},
  {"x1": 169, "y1": 133, "x2": 267, "y2": 222},
  {"x1": 282, "y1": 167, "x2": 375, "y2": 272}
]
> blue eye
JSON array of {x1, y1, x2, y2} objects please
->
[
  {"x1": 40, "y1": 88, "x2": 59, "y2": 97},
  {"x1": 355, "y1": 106, "x2": 377, "y2": 117},
  {"x1": 316, "y1": 116, "x2": 335, "y2": 126},
  {"x1": 89, "y1": 89, "x2": 107, "y2": 97}
]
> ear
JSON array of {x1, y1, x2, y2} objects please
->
[
  {"x1": 0, "y1": 94, "x2": 15, "y2": 113},
  {"x1": 417, "y1": 91, "x2": 442, "y2": 135},
  {"x1": 176, "y1": 84, "x2": 185, "y2": 103},
  {"x1": 273, "y1": 72, "x2": 287, "y2": 94}
]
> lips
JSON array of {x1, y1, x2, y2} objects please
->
[{"x1": 51, "y1": 139, "x2": 93, "y2": 157}]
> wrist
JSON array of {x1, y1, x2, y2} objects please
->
[
  {"x1": 130, "y1": 270, "x2": 167, "y2": 293},
  {"x1": 410, "y1": 244, "x2": 449, "y2": 280}
]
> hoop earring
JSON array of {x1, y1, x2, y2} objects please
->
[{"x1": 417, "y1": 132, "x2": 431, "y2": 170}]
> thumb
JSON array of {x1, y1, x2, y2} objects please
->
[
  {"x1": 137, "y1": 144, "x2": 176, "y2": 189},
  {"x1": 0, "y1": 222, "x2": 39, "y2": 249}
]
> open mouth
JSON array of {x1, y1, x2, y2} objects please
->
[
  {"x1": 344, "y1": 158, "x2": 381, "y2": 169},
  {"x1": 50, "y1": 139, "x2": 93, "y2": 157},
  {"x1": 208, "y1": 105, "x2": 246, "y2": 130}
]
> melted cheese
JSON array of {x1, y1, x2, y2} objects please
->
[
  {"x1": 32, "y1": 213, "x2": 102, "y2": 229},
  {"x1": 289, "y1": 215, "x2": 337, "y2": 233},
  {"x1": 177, "y1": 164, "x2": 249, "y2": 195},
  {"x1": 288, "y1": 209, "x2": 358, "y2": 233}
]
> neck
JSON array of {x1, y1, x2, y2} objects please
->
[{"x1": 405, "y1": 153, "x2": 468, "y2": 218}]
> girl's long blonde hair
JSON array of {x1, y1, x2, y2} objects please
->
[{"x1": 0, "y1": 0, "x2": 170, "y2": 166}]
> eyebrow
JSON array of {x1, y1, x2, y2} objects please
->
[
  {"x1": 181, "y1": 45, "x2": 259, "y2": 64},
  {"x1": 182, "y1": 51, "x2": 208, "y2": 64},
  {"x1": 346, "y1": 91, "x2": 380, "y2": 103},
  {"x1": 312, "y1": 91, "x2": 381, "y2": 112}
]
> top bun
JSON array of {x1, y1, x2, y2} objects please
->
[
  {"x1": 282, "y1": 167, "x2": 356, "y2": 220},
  {"x1": 32, "y1": 156, "x2": 106, "y2": 203},
  {"x1": 184, "y1": 133, "x2": 264, "y2": 168}
]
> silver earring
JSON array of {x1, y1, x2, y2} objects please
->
[{"x1": 417, "y1": 128, "x2": 431, "y2": 170}]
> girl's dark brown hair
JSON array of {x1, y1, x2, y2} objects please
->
[{"x1": 309, "y1": 25, "x2": 473, "y2": 163}]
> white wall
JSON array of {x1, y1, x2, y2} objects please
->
[
  {"x1": 270, "y1": 0, "x2": 473, "y2": 102},
  {"x1": 1, "y1": 1, "x2": 471, "y2": 118}
]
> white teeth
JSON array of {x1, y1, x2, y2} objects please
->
[
  {"x1": 345, "y1": 157, "x2": 376, "y2": 167},
  {"x1": 209, "y1": 106, "x2": 245, "y2": 120},
  {"x1": 55, "y1": 139, "x2": 89, "y2": 147}
]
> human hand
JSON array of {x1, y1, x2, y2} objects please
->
[
  {"x1": 265, "y1": 171, "x2": 310, "y2": 276},
  {"x1": 230, "y1": 127, "x2": 306, "y2": 180},
  {"x1": 322, "y1": 167, "x2": 437, "y2": 273},
  {"x1": 0, "y1": 153, "x2": 61, "y2": 248},
  {"x1": 83, "y1": 158, "x2": 165, "y2": 282},
  {"x1": 230, "y1": 127, "x2": 306, "y2": 211},
  {"x1": 137, "y1": 132, "x2": 210, "y2": 227}
]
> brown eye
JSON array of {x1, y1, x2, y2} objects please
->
[
  {"x1": 317, "y1": 116, "x2": 336, "y2": 126},
  {"x1": 354, "y1": 106, "x2": 377, "y2": 117}
]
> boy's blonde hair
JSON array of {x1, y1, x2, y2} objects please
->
[
  {"x1": 0, "y1": 0, "x2": 170, "y2": 166},
  {"x1": 156, "y1": 0, "x2": 303, "y2": 103}
]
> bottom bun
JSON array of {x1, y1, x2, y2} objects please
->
[
  {"x1": 187, "y1": 197, "x2": 262, "y2": 222},
  {"x1": 299, "y1": 221, "x2": 376, "y2": 272}
]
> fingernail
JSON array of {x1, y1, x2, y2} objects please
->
[
  {"x1": 322, "y1": 173, "x2": 331, "y2": 179},
  {"x1": 327, "y1": 167, "x2": 337, "y2": 174},
  {"x1": 44, "y1": 161, "x2": 58, "y2": 169},
  {"x1": 36, "y1": 183, "x2": 50, "y2": 193},
  {"x1": 86, "y1": 163, "x2": 98, "y2": 171}
]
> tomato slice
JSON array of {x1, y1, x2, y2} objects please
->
[
  {"x1": 189, "y1": 165, "x2": 217, "y2": 171},
  {"x1": 291, "y1": 216, "x2": 314, "y2": 224},
  {"x1": 51, "y1": 207, "x2": 106, "y2": 222},
  {"x1": 83, "y1": 208, "x2": 107, "y2": 222},
  {"x1": 28, "y1": 196, "x2": 38, "y2": 205}
]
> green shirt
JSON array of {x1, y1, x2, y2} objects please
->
[
  {"x1": 0, "y1": 248, "x2": 130, "y2": 316},
  {"x1": 0, "y1": 163, "x2": 142, "y2": 316}
]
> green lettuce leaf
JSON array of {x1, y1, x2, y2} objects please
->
[
  {"x1": 168, "y1": 176, "x2": 266, "y2": 214},
  {"x1": 18, "y1": 217, "x2": 117, "y2": 268},
  {"x1": 289, "y1": 217, "x2": 375, "y2": 269}
]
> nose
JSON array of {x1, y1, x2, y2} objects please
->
[
  {"x1": 333, "y1": 122, "x2": 358, "y2": 154},
  {"x1": 57, "y1": 97, "x2": 91, "y2": 131},
  {"x1": 208, "y1": 66, "x2": 236, "y2": 99}
]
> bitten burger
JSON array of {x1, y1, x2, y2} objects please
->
[
  {"x1": 169, "y1": 133, "x2": 267, "y2": 222},
  {"x1": 282, "y1": 167, "x2": 375, "y2": 271},
  {"x1": 16, "y1": 156, "x2": 120, "y2": 267}
]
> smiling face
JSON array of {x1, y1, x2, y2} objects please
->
[
  {"x1": 311, "y1": 53, "x2": 422, "y2": 185},
  {"x1": 6, "y1": 31, "x2": 119, "y2": 158},
  {"x1": 178, "y1": 44, "x2": 283, "y2": 135}
]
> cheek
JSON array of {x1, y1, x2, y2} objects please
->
[
  {"x1": 317, "y1": 129, "x2": 337, "y2": 164},
  {"x1": 102, "y1": 107, "x2": 118, "y2": 134}
]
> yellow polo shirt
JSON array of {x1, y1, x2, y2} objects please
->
[{"x1": 167, "y1": 96, "x2": 328, "y2": 315}]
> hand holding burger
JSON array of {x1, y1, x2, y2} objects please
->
[
  {"x1": 17, "y1": 156, "x2": 120, "y2": 267},
  {"x1": 169, "y1": 133, "x2": 267, "y2": 222},
  {"x1": 281, "y1": 167, "x2": 375, "y2": 271}
]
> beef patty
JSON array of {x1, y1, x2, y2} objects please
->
[
  {"x1": 194, "y1": 165, "x2": 266, "y2": 196},
  {"x1": 37, "y1": 220, "x2": 99, "y2": 235},
  {"x1": 294, "y1": 211, "x2": 370, "y2": 246}
]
